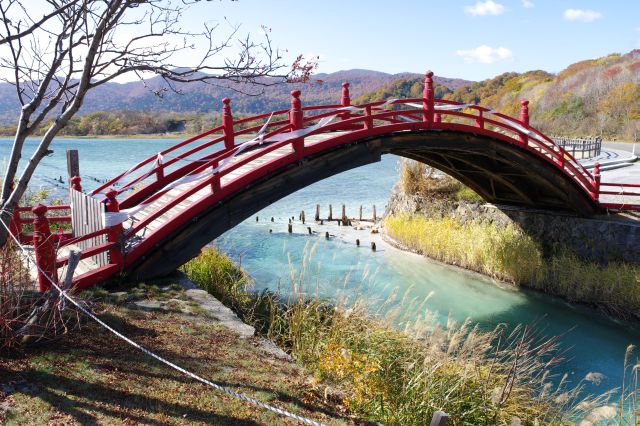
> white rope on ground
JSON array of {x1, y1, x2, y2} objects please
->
[{"x1": 0, "y1": 217, "x2": 326, "y2": 426}]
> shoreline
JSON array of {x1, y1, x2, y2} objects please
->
[{"x1": 379, "y1": 217, "x2": 640, "y2": 324}]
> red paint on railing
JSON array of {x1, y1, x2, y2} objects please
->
[{"x1": 32, "y1": 204, "x2": 57, "y2": 292}]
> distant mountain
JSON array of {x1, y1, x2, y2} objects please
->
[
  {"x1": 355, "y1": 50, "x2": 640, "y2": 141},
  {"x1": 444, "y1": 50, "x2": 640, "y2": 140},
  {"x1": 0, "y1": 69, "x2": 472, "y2": 125}
]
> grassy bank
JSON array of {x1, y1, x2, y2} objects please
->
[
  {"x1": 1, "y1": 283, "x2": 350, "y2": 425},
  {"x1": 182, "y1": 247, "x2": 636, "y2": 425},
  {"x1": 384, "y1": 214, "x2": 640, "y2": 320}
]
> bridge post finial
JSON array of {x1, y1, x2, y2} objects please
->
[
  {"x1": 519, "y1": 99, "x2": 530, "y2": 145},
  {"x1": 289, "y1": 90, "x2": 303, "y2": 130},
  {"x1": 32, "y1": 204, "x2": 57, "y2": 292},
  {"x1": 71, "y1": 175, "x2": 82, "y2": 192},
  {"x1": 104, "y1": 189, "x2": 124, "y2": 268},
  {"x1": 289, "y1": 90, "x2": 304, "y2": 158},
  {"x1": 423, "y1": 71, "x2": 435, "y2": 127},
  {"x1": 340, "y1": 82, "x2": 351, "y2": 122},
  {"x1": 222, "y1": 98, "x2": 235, "y2": 150}
]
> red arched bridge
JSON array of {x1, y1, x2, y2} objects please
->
[{"x1": 12, "y1": 72, "x2": 640, "y2": 291}]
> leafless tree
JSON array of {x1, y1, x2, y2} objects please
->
[{"x1": 0, "y1": 0, "x2": 315, "y2": 245}]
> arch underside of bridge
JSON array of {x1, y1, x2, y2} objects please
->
[{"x1": 126, "y1": 130, "x2": 597, "y2": 280}]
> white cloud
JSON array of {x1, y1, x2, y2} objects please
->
[
  {"x1": 464, "y1": 1, "x2": 505, "y2": 16},
  {"x1": 563, "y1": 9, "x2": 602, "y2": 22},
  {"x1": 456, "y1": 45, "x2": 513, "y2": 64},
  {"x1": 522, "y1": 0, "x2": 534, "y2": 8}
]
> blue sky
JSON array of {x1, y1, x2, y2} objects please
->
[{"x1": 181, "y1": 0, "x2": 640, "y2": 81}]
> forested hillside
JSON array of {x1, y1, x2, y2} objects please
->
[
  {"x1": 0, "y1": 69, "x2": 470, "y2": 134},
  {"x1": 357, "y1": 50, "x2": 640, "y2": 141}
]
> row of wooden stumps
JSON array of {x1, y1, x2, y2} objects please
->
[{"x1": 257, "y1": 203, "x2": 379, "y2": 252}]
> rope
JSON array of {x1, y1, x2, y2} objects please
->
[{"x1": 0, "y1": 217, "x2": 326, "y2": 426}]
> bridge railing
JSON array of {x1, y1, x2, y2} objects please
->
[{"x1": 39, "y1": 70, "x2": 637, "y2": 291}]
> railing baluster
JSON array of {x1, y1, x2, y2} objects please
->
[
  {"x1": 32, "y1": 204, "x2": 57, "y2": 292},
  {"x1": 340, "y1": 82, "x2": 351, "y2": 121},
  {"x1": 364, "y1": 105, "x2": 373, "y2": 130},
  {"x1": 104, "y1": 189, "x2": 124, "y2": 267},
  {"x1": 519, "y1": 99, "x2": 529, "y2": 145},
  {"x1": 476, "y1": 109, "x2": 484, "y2": 129},
  {"x1": 289, "y1": 90, "x2": 304, "y2": 159},
  {"x1": 593, "y1": 162, "x2": 601, "y2": 202},
  {"x1": 423, "y1": 71, "x2": 434, "y2": 127},
  {"x1": 222, "y1": 98, "x2": 235, "y2": 150}
]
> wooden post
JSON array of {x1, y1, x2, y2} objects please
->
[
  {"x1": 364, "y1": 105, "x2": 373, "y2": 130},
  {"x1": 104, "y1": 189, "x2": 124, "y2": 267},
  {"x1": 593, "y1": 162, "x2": 601, "y2": 202},
  {"x1": 341, "y1": 204, "x2": 347, "y2": 223},
  {"x1": 66, "y1": 149, "x2": 79, "y2": 182},
  {"x1": 423, "y1": 71, "x2": 435, "y2": 127},
  {"x1": 222, "y1": 98, "x2": 235, "y2": 150},
  {"x1": 429, "y1": 411, "x2": 449, "y2": 426},
  {"x1": 307, "y1": 226, "x2": 312, "y2": 235},
  {"x1": 519, "y1": 99, "x2": 529, "y2": 145},
  {"x1": 301, "y1": 210, "x2": 305, "y2": 224},
  {"x1": 476, "y1": 109, "x2": 484, "y2": 129},
  {"x1": 288, "y1": 223, "x2": 292, "y2": 233},
  {"x1": 315, "y1": 204, "x2": 320, "y2": 221},
  {"x1": 373, "y1": 205, "x2": 377, "y2": 222},
  {"x1": 289, "y1": 90, "x2": 304, "y2": 158},
  {"x1": 70, "y1": 176, "x2": 82, "y2": 192},
  {"x1": 32, "y1": 204, "x2": 57, "y2": 292},
  {"x1": 256, "y1": 216, "x2": 259, "y2": 222},
  {"x1": 359, "y1": 205, "x2": 363, "y2": 221},
  {"x1": 325, "y1": 231, "x2": 329, "y2": 239},
  {"x1": 328, "y1": 204, "x2": 333, "y2": 221},
  {"x1": 356, "y1": 239, "x2": 360, "y2": 246},
  {"x1": 340, "y1": 82, "x2": 351, "y2": 121},
  {"x1": 371, "y1": 242, "x2": 376, "y2": 252}
]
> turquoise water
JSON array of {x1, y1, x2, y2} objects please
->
[{"x1": 2, "y1": 137, "x2": 639, "y2": 395}]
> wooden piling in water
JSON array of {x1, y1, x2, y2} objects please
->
[
  {"x1": 307, "y1": 227, "x2": 312, "y2": 235},
  {"x1": 328, "y1": 204, "x2": 333, "y2": 221},
  {"x1": 315, "y1": 204, "x2": 320, "y2": 221},
  {"x1": 359, "y1": 205, "x2": 363, "y2": 221},
  {"x1": 325, "y1": 231, "x2": 329, "y2": 239},
  {"x1": 356, "y1": 239, "x2": 360, "y2": 246},
  {"x1": 301, "y1": 210, "x2": 305, "y2": 224},
  {"x1": 341, "y1": 204, "x2": 347, "y2": 224},
  {"x1": 288, "y1": 223, "x2": 292, "y2": 233},
  {"x1": 371, "y1": 242, "x2": 376, "y2": 251},
  {"x1": 256, "y1": 216, "x2": 259, "y2": 222},
  {"x1": 271, "y1": 217, "x2": 274, "y2": 222},
  {"x1": 373, "y1": 205, "x2": 377, "y2": 222}
]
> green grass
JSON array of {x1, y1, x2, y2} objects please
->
[{"x1": 182, "y1": 247, "x2": 638, "y2": 425}]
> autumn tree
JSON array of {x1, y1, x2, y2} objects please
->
[{"x1": 0, "y1": 0, "x2": 314, "y2": 245}]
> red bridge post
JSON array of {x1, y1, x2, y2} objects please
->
[
  {"x1": 32, "y1": 204, "x2": 57, "y2": 292},
  {"x1": 423, "y1": 71, "x2": 435, "y2": 127},
  {"x1": 340, "y1": 82, "x2": 351, "y2": 121},
  {"x1": 289, "y1": 90, "x2": 304, "y2": 158},
  {"x1": 593, "y1": 162, "x2": 601, "y2": 201},
  {"x1": 519, "y1": 99, "x2": 529, "y2": 145},
  {"x1": 104, "y1": 189, "x2": 124, "y2": 267},
  {"x1": 222, "y1": 98, "x2": 235, "y2": 150},
  {"x1": 71, "y1": 175, "x2": 82, "y2": 192}
]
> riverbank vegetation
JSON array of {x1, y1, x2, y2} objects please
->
[
  {"x1": 181, "y1": 247, "x2": 637, "y2": 425},
  {"x1": 387, "y1": 160, "x2": 640, "y2": 321}
]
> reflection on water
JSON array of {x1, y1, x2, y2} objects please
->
[{"x1": 2, "y1": 137, "x2": 639, "y2": 394}]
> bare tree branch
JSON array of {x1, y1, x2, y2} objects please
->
[{"x1": 0, "y1": 0, "x2": 318, "y2": 246}]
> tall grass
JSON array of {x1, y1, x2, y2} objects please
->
[
  {"x1": 384, "y1": 214, "x2": 640, "y2": 320},
  {"x1": 183, "y1": 247, "x2": 638, "y2": 425},
  {"x1": 385, "y1": 214, "x2": 543, "y2": 284}
]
